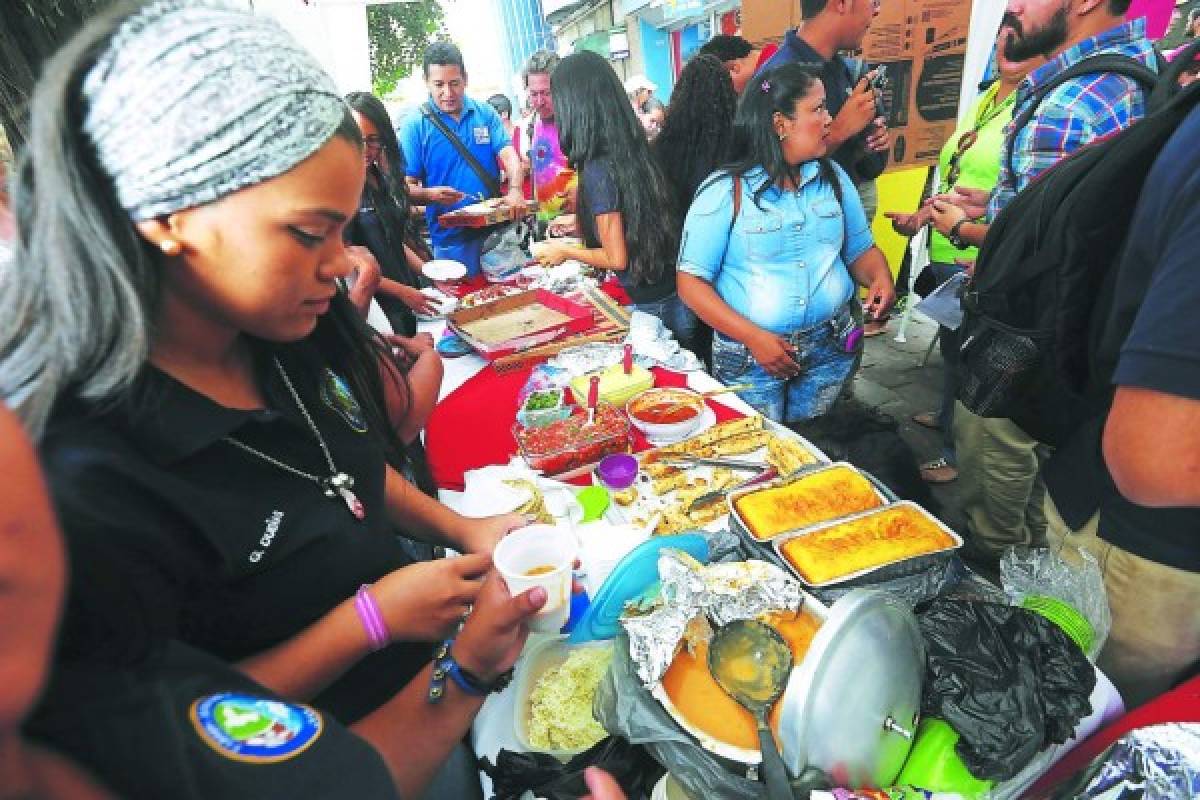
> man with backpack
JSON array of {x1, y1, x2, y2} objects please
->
[
  {"x1": 1039, "y1": 93, "x2": 1200, "y2": 709},
  {"x1": 926, "y1": 0, "x2": 1157, "y2": 561}
]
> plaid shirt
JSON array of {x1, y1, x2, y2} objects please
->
[{"x1": 987, "y1": 19, "x2": 1157, "y2": 219}]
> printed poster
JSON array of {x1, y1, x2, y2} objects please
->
[{"x1": 860, "y1": 0, "x2": 975, "y2": 170}]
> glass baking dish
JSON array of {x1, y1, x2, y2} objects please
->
[{"x1": 514, "y1": 403, "x2": 632, "y2": 476}]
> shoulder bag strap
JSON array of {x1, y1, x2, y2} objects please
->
[
  {"x1": 420, "y1": 102, "x2": 502, "y2": 198},
  {"x1": 1004, "y1": 55, "x2": 1159, "y2": 179},
  {"x1": 717, "y1": 173, "x2": 742, "y2": 267}
]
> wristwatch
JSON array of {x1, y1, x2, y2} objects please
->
[
  {"x1": 947, "y1": 218, "x2": 969, "y2": 249},
  {"x1": 427, "y1": 638, "x2": 514, "y2": 703}
]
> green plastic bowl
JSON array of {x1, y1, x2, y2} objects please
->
[
  {"x1": 895, "y1": 718, "x2": 995, "y2": 798},
  {"x1": 1021, "y1": 595, "x2": 1094, "y2": 654}
]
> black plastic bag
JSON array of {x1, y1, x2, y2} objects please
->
[
  {"x1": 916, "y1": 598, "x2": 1096, "y2": 782},
  {"x1": 479, "y1": 736, "x2": 663, "y2": 800}
]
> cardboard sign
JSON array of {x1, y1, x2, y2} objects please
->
[{"x1": 860, "y1": 0, "x2": 975, "y2": 170}]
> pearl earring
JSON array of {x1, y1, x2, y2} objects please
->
[
  {"x1": 779, "y1": 133, "x2": 787, "y2": 141},
  {"x1": 159, "y1": 239, "x2": 182, "y2": 256}
]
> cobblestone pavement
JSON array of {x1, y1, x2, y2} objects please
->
[{"x1": 849, "y1": 311, "x2": 967, "y2": 536}]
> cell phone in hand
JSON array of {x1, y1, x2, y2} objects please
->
[
  {"x1": 868, "y1": 65, "x2": 888, "y2": 91},
  {"x1": 868, "y1": 66, "x2": 889, "y2": 119}
]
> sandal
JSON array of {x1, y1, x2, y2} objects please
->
[
  {"x1": 912, "y1": 411, "x2": 940, "y2": 430},
  {"x1": 863, "y1": 319, "x2": 889, "y2": 337},
  {"x1": 919, "y1": 458, "x2": 958, "y2": 484}
]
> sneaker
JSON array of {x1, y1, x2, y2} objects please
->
[
  {"x1": 919, "y1": 458, "x2": 958, "y2": 484},
  {"x1": 912, "y1": 411, "x2": 940, "y2": 430}
]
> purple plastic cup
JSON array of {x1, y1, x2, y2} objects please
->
[{"x1": 596, "y1": 453, "x2": 639, "y2": 490}]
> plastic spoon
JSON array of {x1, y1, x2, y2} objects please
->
[{"x1": 708, "y1": 619, "x2": 794, "y2": 800}]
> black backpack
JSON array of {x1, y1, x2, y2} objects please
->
[{"x1": 955, "y1": 42, "x2": 1200, "y2": 447}]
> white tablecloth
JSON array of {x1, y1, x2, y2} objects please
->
[{"x1": 417, "y1": 319, "x2": 1122, "y2": 799}]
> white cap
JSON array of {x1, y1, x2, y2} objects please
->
[{"x1": 623, "y1": 74, "x2": 657, "y2": 93}]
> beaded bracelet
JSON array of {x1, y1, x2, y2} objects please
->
[{"x1": 354, "y1": 584, "x2": 390, "y2": 652}]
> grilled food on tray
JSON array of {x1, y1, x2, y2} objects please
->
[
  {"x1": 766, "y1": 434, "x2": 819, "y2": 476},
  {"x1": 778, "y1": 504, "x2": 957, "y2": 585},
  {"x1": 653, "y1": 416, "x2": 763, "y2": 458},
  {"x1": 734, "y1": 465, "x2": 881, "y2": 541}
]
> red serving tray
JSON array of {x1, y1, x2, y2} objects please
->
[{"x1": 446, "y1": 289, "x2": 595, "y2": 360}]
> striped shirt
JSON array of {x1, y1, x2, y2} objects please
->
[{"x1": 987, "y1": 19, "x2": 1157, "y2": 219}]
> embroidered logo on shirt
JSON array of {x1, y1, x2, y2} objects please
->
[
  {"x1": 473, "y1": 126, "x2": 490, "y2": 145},
  {"x1": 190, "y1": 693, "x2": 323, "y2": 763},
  {"x1": 320, "y1": 369, "x2": 368, "y2": 433}
]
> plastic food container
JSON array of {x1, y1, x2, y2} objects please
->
[
  {"x1": 514, "y1": 403, "x2": 631, "y2": 476},
  {"x1": 516, "y1": 388, "x2": 572, "y2": 429},
  {"x1": 513, "y1": 635, "x2": 615, "y2": 761},
  {"x1": 568, "y1": 364, "x2": 654, "y2": 409},
  {"x1": 625, "y1": 388, "x2": 707, "y2": 442}
]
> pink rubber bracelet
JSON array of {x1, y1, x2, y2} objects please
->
[{"x1": 355, "y1": 584, "x2": 390, "y2": 651}]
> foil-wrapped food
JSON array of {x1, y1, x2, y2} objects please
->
[
  {"x1": 621, "y1": 550, "x2": 803, "y2": 686},
  {"x1": 1073, "y1": 723, "x2": 1200, "y2": 799}
]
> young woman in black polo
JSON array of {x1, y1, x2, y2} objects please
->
[
  {"x1": 0, "y1": 403, "x2": 542, "y2": 800},
  {"x1": 0, "y1": 3, "x2": 542, "y2": 797}
]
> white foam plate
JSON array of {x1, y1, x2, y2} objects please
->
[{"x1": 423, "y1": 259, "x2": 468, "y2": 281}]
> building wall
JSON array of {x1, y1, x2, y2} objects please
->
[
  {"x1": 552, "y1": 1, "x2": 633, "y2": 83},
  {"x1": 497, "y1": 0, "x2": 556, "y2": 95},
  {"x1": 638, "y1": 18, "x2": 674, "y2": 101}
]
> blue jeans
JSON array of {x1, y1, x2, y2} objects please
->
[
  {"x1": 712, "y1": 304, "x2": 859, "y2": 423},
  {"x1": 633, "y1": 293, "x2": 698, "y2": 351}
]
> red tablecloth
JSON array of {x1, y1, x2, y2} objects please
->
[{"x1": 426, "y1": 366, "x2": 745, "y2": 490}]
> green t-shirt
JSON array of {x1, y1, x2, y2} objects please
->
[{"x1": 928, "y1": 82, "x2": 1016, "y2": 265}]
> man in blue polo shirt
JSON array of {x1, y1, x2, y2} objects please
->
[{"x1": 399, "y1": 43, "x2": 525, "y2": 275}]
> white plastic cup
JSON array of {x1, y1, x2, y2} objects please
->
[{"x1": 493, "y1": 524, "x2": 577, "y2": 633}]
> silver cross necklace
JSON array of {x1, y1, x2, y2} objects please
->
[{"x1": 223, "y1": 357, "x2": 365, "y2": 520}]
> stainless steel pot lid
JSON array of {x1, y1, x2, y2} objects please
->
[{"x1": 777, "y1": 589, "x2": 924, "y2": 788}]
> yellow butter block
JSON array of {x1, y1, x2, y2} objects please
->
[{"x1": 570, "y1": 364, "x2": 654, "y2": 409}]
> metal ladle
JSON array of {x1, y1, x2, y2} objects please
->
[{"x1": 708, "y1": 619, "x2": 795, "y2": 800}]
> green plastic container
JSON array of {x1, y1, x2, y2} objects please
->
[
  {"x1": 575, "y1": 485, "x2": 610, "y2": 523},
  {"x1": 895, "y1": 718, "x2": 995, "y2": 798},
  {"x1": 1021, "y1": 594, "x2": 1094, "y2": 654}
]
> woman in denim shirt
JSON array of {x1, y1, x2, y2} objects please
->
[{"x1": 678, "y1": 65, "x2": 895, "y2": 423}]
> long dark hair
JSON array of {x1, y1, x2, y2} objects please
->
[
  {"x1": 552, "y1": 50, "x2": 678, "y2": 287},
  {"x1": 652, "y1": 54, "x2": 737, "y2": 217},
  {"x1": 716, "y1": 64, "x2": 842, "y2": 209},
  {"x1": 344, "y1": 91, "x2": 420, "y2": 262},
  {"x1": 344, "y1": 91, "x2": 406, "y2": 191},
  {"x1": 1, "y1": 0, "x2": 409, "y2": 470}
]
